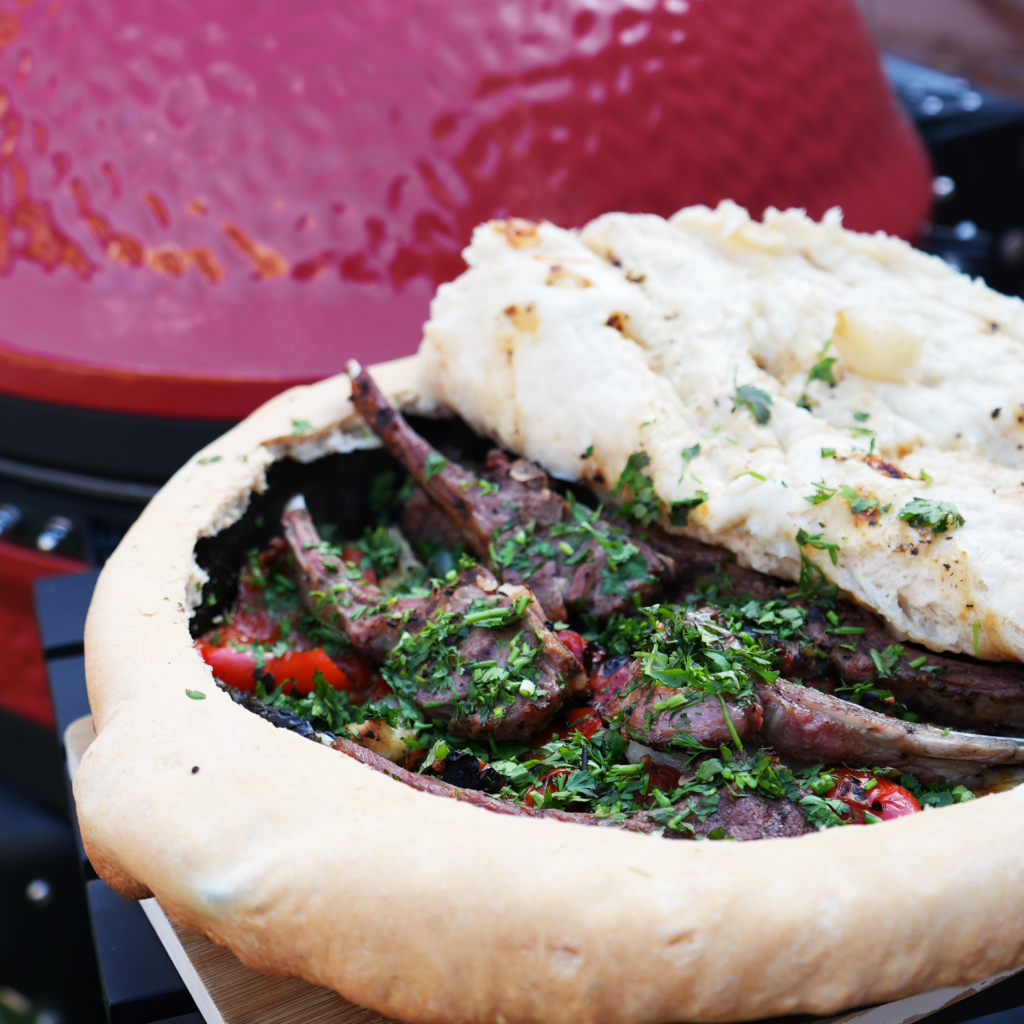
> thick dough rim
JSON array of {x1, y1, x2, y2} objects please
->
[{"x1": 75, "y1": 355, "x2": 1024, "y2": 1024}]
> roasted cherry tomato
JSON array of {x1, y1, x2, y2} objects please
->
[
  {"x1": 524, "y1": 767, "x2": 573, "y2": 808},
  {"x1": 825, "y1": 768, "x2": 921, "y2": 823},
  {"x1": 557, "y1": 629, "x2": 586, "y2": 665}
]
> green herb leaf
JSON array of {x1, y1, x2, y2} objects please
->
[
  {"x1": 853, "y1": 411, "x2": 871, "y2": 423},
  {"x1": 682, "y1": 443, "x2": 701, "y2": 464},
  {"x1": 290, "y1": 418, "x2": 313, "y2": 436},
  {"x1": 837, "y1": 485, "x2": 890, "y2": 516},
  {"x1": 804, "y1": 480, "x2": 836, "y2": 505},
  {"x1": 807, "y1": 357, "x2": 838, "y2": 386},
  {"x1": 898, "y1": 498, "x2": 965, "y2": 534},
  {"x1": 732, "y1": 381, "x2": 773, "y2": 425},
  {"x1": 796, "y1": 528, "x2": 840, "y2": 565},
  {"x1": 868, "y1": 644, "x2": 904, "y2": 679},
  {"x1": 613, "y1": 452, "x2": 661, "y2": 526},
  {"x1": 423, "y1": 451, "x2": 449, "y2": 481},
  {"x1": 185, "y1": 689, "x2": 206, "y2": 700},
  {"x1": 668, "y1": 492, "x2": 708, "y2": 527}
]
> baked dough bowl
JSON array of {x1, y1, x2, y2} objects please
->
[{"x1": 77, "y1": 356, "x2": 1024, "y2": 1024}]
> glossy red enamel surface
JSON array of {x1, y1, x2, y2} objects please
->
[
  {"x1": 0, "y1": 539, "x2": 88, "y2": 728},
  {"x1": 0, "y1": 0, "x2": 930, "y2": 418}
]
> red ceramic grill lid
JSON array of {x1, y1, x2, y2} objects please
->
[{"x1": 0, "y1": 0, "x2": 931, "y2": 421}]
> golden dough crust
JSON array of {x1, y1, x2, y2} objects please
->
[{"x1": 76, "y1": 355, "x2": 1024, "y2": 1024}]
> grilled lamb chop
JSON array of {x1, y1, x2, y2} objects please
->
[
  {"x1": 649, "y1": 529, "x2": 1024, "y2": 735},
  {"x1": 589, "y1": 655, "x2": 763, "y2": 751},
  {"x1": 347, "y1": 363, "x2": 674, "y2": 621},
  {"x1": 281, "y1": 495, "x2": 587, "y2": 742},
  {"x1": 590, "y1": 615, "x2": 1024, "y2": 778},
  {"x1": 757, "y1": 677, "x2": 1024, "y2": 782}
]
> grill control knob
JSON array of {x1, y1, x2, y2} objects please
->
[
  {"x1": 0, "y1": 503, "x2": 21, "y2": 536},
  {"x1": 36, "y1": 517, "x2": 74, "y2": 553}
]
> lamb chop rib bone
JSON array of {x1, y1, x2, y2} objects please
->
[
  {"x1": 757, "y1": 678, "x2": 1024, "y2": 781},
  {"x1": 281, "y1": 494, "x2": 587, "y2": 743},
  {"x1": 346, "y1": 361, "x2": 674, "y2": 621}
]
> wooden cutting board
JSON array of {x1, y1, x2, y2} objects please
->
[
  {"x1": 139, "y1": 899, "x2": 399, "y2": 1024},
  {"x1": 65, "y1": 715, "x2": 1021, "y2": 1024}
]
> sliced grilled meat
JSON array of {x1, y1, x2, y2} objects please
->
[
  {"x1": 335, "y1": 736, "x2": 809, "y2": 839},
  {"x1": 589, "y1": 650, "x2": 763, "y2": 751},
  {"x1": 347, "y1": 362, "x2": 674, "y2": 621},
  {"x1": 645, "y1": 527, "x2": 788, "y2": 601},
  {"x1": 282, "y1": 495, "x2": 587, "y2": 742},
  {"x1": 757, "y1": 678, "x2": 1024, "y2": 781},
  {"x1": 693, "y1": 792, "x2": 813, "y2": 840},
  {"x1": 798, "y1": 604, "x2": 1024, "y2": 733}
]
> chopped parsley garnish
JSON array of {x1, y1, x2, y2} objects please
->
[
  {"x1": 804, "y1": 480, "x2": 836, "y2": 505},
  {"x1": 869, "y1": 644, "x2": 904, "y2": 679},
  {"x1": 611, "y1": 450, "x2": 708, "y2": 532},
  {"x1": 796, "y1": 529, "x2": 839, "y2": 566},
  {"x1": 795, "y1": 530, "x2": 839, "y2": 606},
  {"x1": 898, "y1": 498, "x2": 965, "y2": 534},
  {"x1": 853, "y1": 411, "x2": 871, "y2": 423},
  {"x1": 290, "y1": 418, "x2": 313, "y2": 436},
  {"x1": 489, "y1": 493, "x2": 650, "y2": 596},
  {"x1": 355, "y1": 525, "x2": 402, "y2": 578},
  {"x1": 681, "y1": 443, "x2": 701, "y2": 464},
  {"x1": 732, "y1": 380, "x2": 773, "y2": 425},
  {"x1": 807, "y1": 357, "x2": 838, "y2": 385},
  {"x1": 837, "y1": 485, "x2": 891, "y2": 516},
  {"x1": 423, "y1": 451, "x2": 449, "y2": 480},
  {"x1": 185, "y1": 689, "x2": 206, "y2": 700},
  {"x1": 899, "y1": 774, "x2": 975, "y2": 808},
  {"x1": 669, "y1": 493, "x2": 708, "y2": 527},
  {"x1": 612, "y1": 451, "x2": 660, "y2": 526},
  {"x1": 381, "y1": 594, "x2": 540, "y2": 724}
]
